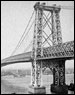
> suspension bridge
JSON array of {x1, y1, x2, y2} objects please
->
[{"x1": 1, "y1": 2, "x2": 74, "y2": 94}]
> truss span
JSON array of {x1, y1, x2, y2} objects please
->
[
  {"x1": 41, "y1": 40, "x2": 74, "y2": 60},
  {"x1": 1, "y1": 41, "x2": 74, "y2": 66}
]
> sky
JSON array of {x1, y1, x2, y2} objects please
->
[{"x1": 1, "y1": 1, "x2": 74, "y2": 70}]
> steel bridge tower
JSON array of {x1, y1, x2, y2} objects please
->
[{"x1": 29, "y1": 2, "x2": 68, "y2": 94}]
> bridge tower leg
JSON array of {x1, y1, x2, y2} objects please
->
[
  {"x1": 51, "y1": 60, "x2": 68, "y2": 94},
  {"x1": 50, "y1": 5, "x2": 68, "y2": 94},
  {"x1": 28, "y1": 2, "x2": 46, "y2": 94}
]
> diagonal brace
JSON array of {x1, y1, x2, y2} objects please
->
[
  {"x1": 43, "y1": 12, "x2": 52, "y2": 27},
  {"x1": 43, "y1": 16, "x2": 52, "y2": 32},
  {"x1": 43, "y1": 30, "x2": 53, "y2": 43},
  {"x1": 43, "y1": 35, "x2": 51, "y2": 46}
]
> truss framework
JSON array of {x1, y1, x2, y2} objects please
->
[{"x1": 31, "y1": 2, "x2": 64, "y2": 87}]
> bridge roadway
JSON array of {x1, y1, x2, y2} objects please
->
[{"x1": 1, "y1": 41, "x2": 74, "y2": 67}]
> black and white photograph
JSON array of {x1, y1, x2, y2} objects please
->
[{"x1": 1, "y1": 1, "x2": 74, "y2": 94}]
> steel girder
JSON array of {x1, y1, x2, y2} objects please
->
[
  {"x1": 1, "y1": 40, "x2": 74, "y2": 66},
  {"x1": 42, "y1": 41, "x2": 74, "y2": 60}
]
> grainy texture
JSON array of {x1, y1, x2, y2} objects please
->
[{"x1": 1, "y1": 74, "x2": 74, "y2": 94}]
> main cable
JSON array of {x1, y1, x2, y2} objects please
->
[{"x1": 11, "y1": 10, "x2": 34, "y2": 56}]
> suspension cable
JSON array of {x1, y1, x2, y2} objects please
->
[
  {"x1": 11, "y1": 20, "x2": 34, "y2": 56},
  {"x1": 11, "y1": 5, "x2": 74, "y2": 56},
  {"x1": 11, "y1": 10, "x2": 34, "y2": 56},
  {"x1": 17, "y1": 20, "x2": 34, "y2": 50}
]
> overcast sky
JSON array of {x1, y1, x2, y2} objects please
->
[{"x1": 1, "y1": 1, "x2": 74, "y2": 69}]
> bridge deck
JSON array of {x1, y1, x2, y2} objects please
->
[{"x1": 1, "y1": 41, "x2": 74, "y2": 66}]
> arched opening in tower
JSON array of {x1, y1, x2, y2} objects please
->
[{"x1": 42, "y1": 67, "x2": 53, "y2": 94}]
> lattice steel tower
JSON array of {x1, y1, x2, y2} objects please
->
[{"x1": 29, "y1": 2, "x2": 68, "y2": 94}]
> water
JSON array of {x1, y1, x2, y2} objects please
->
[{"x1": 1, "y1": 74, "x2": 74, "y2": 94}]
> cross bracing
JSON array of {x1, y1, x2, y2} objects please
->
[{"x1": 1, "y1": 40, "x2": 74, "y2": 66}]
